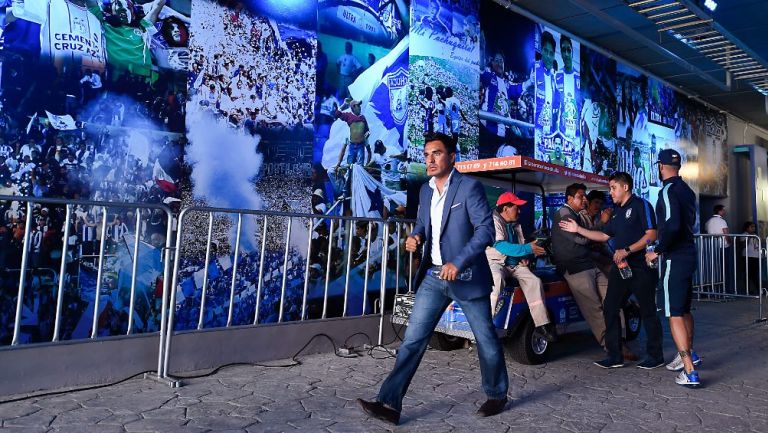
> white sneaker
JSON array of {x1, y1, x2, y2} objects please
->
[
  {"x1": 665, "y1": 351, "x2": 701, "y2": 371},
  {"x1": 675, "y1": 369, "x2": 700, "y2": 387}
]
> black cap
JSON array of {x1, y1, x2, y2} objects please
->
[{"x1": 658, "y1": 149, "x2": 682, "y2": 167}]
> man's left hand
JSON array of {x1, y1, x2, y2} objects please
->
[
  {"x1": 440, "y1": 262, "x2": 459, "y2": 281},
  {"x1": 613, "y1": 248, "x2": 628, "y2": 264}
]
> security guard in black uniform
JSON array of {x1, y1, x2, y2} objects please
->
[
  {"x1": 559, "y1": 172, "x2": 664, "y2": 369},
  {"x1": 645, "y1": 149, "x2": 700, "y2": 387}
]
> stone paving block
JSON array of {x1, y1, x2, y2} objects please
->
[
  {"x1": 140, "y1": 407, "x2": 186, "y2": 419},
  {"x1": 82, "y1": 395, "x2": 173, "y2": 413},
  {"x1": 51, "y1": 423, "x2": 126, "y2": 433},
  {"x1": 227, "y1": 405, "x2": 267, "y2": 418},
  {"x1": 0, "y1": 426, "x2": 50, "y2": 433},
  {"x1": 184, "y1": 401, "x2": 236, "y2": 418},
  {"x1": 187, "y1": 415, "x2": 259, "y2": 430},
  {"x1": 123, "y1": 417, "x2": 187, "y2": 432},
  {"x1": 245, "y1": 423, "x2": 298, "y2": 433},
  {"x1": 286, "y1": 415, "x2": 337, "y2": 431},
  {"x1": 95, "y1": 412, "x2": 141, "y2": 426},
  {"x1": 32, "y1": 399, "x2": 82, "y2": 413},
  {"x1": 0, "y1": 404, "x2": 41, "y2": 421},
  {"x1": 197, "y1": 388, "x2": 253, "y2": 403},
  {"x1": 325, "y1": 420, "x2": 393, "y2": 433},
  {"x1": 50, "y1": 407, "x2": 114, "y2": 427},
  {"x1": 255, "y1": 408, "x2": 310, "y2": 424},
  {"x1": 151, "y1": 427, "x2": 208, "y2": 433},
  {"x1": 2, "y1": 410, "x2": 56, "y2": 428}
]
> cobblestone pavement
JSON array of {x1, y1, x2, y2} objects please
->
[{"x1": 1, "y1": 299, "x2": 767, "y2": 432}]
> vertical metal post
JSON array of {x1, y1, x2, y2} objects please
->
[
  {"x1": 253, "y1": 215, "x2": 269, "y2": 325},
  {"x1": 720, "y1": 238, "x2": 726, "y2": 298},
  {"x1": 127, "y1": 208, "x2": 142, "y2": 335},
  {"x1": 53, "y1": 204, "x2": 72, "y2": 342},
  {"x1": 162, "y1": 208, "x2": 183, "y2": 378},
  {"x1": 408, "y1": 222, "x2": 414, "y2": 293},
  {"x1": 342, "y1": 220, "x2": 354, "y2": 317},
  {"x1": 301, "y1": 217, "x2": 313, "y2": 321},
  {"x1": 11, "y1": 201, "x2": 34, "y2": 346},
  {"x1": 322, "y1": 219, "x2": 335, "y2": 319},
  {"x1": 732, "y1": 238, "x2": 738, "y2": 296},
  {"x1": 760, "y1": 237, "x2": 764, "y2": 319},
  {"x1": 278, "y1": 218, "x2": 293, "y2": 323},
  {"x1": 361, "y1": 221, "x2": 373, "y2": 315},
  {"x1": 709, "y1": 237, "x2": 716, "y2": 296},
  {"x1": 91, "y1": 207, "x2": 109, "y2": 339},
  {"x1": 226, "y1": 214, "x2": 243, "y2": 327},
  {"x1": 377, "y1": 223, "x2": 390, "y2": 346},
  {"x1": 197, "y1": 212, "x2": 215, "y2": 330},
  {"x1": 395, "y1": 223, "x2": 401, "y2": 295}
]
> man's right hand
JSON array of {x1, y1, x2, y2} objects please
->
[
  {"x1": 530, "y1": 242, "x2": 546, "y2": 256},
  {"x1": 405, "y1": 234, "x2": 422, "y2": 253}
]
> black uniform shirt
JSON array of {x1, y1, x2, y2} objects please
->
[
  {"x1": 602, "y1": 194, "x2": 657, "y2": 260},
  {"x1": 655, "y1": 175, "x2": 696, "y2": 255}
]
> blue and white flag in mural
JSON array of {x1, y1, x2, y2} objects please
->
[
  {"x1": 348, "y1": 35, "x2": 409, "y2": 152},
  {"x1": 351, "y1": 164, "x2": 406, "y2": 218}
]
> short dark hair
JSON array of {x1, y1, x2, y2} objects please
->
[
  {"x1": 560, "y1": 35, "x2": 572, "y2": 48},
  {"x1": 424, "y1": 132, "x2": 457, "y2": 154},
  {"x1": 541, "y1": 31, "x2": 555, "y2": 50},
  {"x1": 586, "y1": 190, "x2": 606, "y2": 203},
  {"x1": 565, "y1": 183, "x2": 587, "y2": 199},
  {"x1": 714, "y1": 204, "x2": 725, "y2": 214},
  {"x1": 609, "y1": 171, "x2": 634, "y2": 190},
  {"x1": 742, "y1": 221, "x2": 755, "y2": 232}
]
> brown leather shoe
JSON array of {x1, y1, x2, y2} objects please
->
[
  {"x1": 476, "y1": 397, "x2": 508, "y2": 417},
  {"x1": 357, "y1": 398, "x2": 400, "y2": 425}
]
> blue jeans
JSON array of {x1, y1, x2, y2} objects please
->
[
  {"x1": 377, "y1": 274, "x2": 509, "y2": 412},
  {"x1": 347, "y1": 142, "x2": 365, "y2": 165}
]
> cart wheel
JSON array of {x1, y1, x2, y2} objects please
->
[
  {"x1": 506, "y1": 318, "x2": 548, "y2": 365},
  {"x1": 623, "y1": 301, "x2": 642, "y2": 342},
  {"x1": 429, "y1": 332, "x2": 465, "y2": 351}
]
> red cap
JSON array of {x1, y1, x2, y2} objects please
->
[{"x1": 496, "y1": 191, "x2": 527, "y2": 207}]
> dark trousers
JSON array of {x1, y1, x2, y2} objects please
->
[{"x1": 605, "y1": 260, "x2": 664, "y2": 361}]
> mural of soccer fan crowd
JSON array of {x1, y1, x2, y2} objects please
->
[
  {"x1": 407, "y1": 57, "x2": 480, "y2": 162},
  {"x1": 187, "y1": 0, "x2": 315, "y2": 133},
  {"x1": 0, "y1": 0, "x2": 190, "y2": 344}
]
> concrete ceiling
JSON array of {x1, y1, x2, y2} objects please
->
[{"x1": 507, "y1": 0, "x2": 768, "y2": 130}]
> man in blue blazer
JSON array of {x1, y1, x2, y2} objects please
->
[{"x1": 358, "y1": 133, "x2": 509, "y2": 425}]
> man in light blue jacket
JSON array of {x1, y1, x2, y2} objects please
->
[{"x1": 486, "y1": 192, "x2": 555, "y2": 342}]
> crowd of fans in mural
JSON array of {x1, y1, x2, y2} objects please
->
[{"x1": 188, "y1": 0, "x2": 315, "y2": 131}]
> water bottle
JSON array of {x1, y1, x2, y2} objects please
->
[
  {"x1": 646, "y1": 240, "x2": 659, "y2": 269},
  {"x1": 618, "y1": 259, "x2": 633, "y2": 279}
]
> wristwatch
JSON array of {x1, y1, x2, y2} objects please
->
[{"x1": 624, "y1": 247, "x2": 631, "y2": 254}]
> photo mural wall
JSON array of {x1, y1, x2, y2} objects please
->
[{"x1": 0, "y1": 0, "x2": 728, "y2": 344}]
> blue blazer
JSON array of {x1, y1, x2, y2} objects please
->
[{"x1": 411, "y1": 171, "x2": 495, "y2": 301}]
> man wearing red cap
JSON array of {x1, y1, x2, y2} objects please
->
[{"x1": 487, "y1": 192, "x2": 556, "y2": 342}]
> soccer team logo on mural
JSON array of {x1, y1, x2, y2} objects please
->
[{"x1": 387, "y1": 67, "x2": 409, "y2": 126}]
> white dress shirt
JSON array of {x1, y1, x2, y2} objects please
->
[{"x1": 428, "y1": 169, "x2": 455, "y2": 266}]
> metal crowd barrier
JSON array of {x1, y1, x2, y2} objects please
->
[
  {"x1": 0, "y1": 195, "x2": 175, "y2": 380},
  {"x1": 693, "y1": 233, "x2": 764, "y2": 321},
  {"x1": 162, "y1": 207, "x2": 416, "y2": 379}
]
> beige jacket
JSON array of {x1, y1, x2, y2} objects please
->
[{"x1": 486, "y1": 210, "x2": 525, "y2": 266}]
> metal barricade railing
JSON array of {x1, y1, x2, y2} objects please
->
[
  {"x1": 163, "y1": 207, "x2": 416, "y2": 378},
  {"x1": 0, "y1": 195, "x2": 175, "y2": 380},
  {"x1": 693, "y1": 233, "x2": 764, "y2": 321}
]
